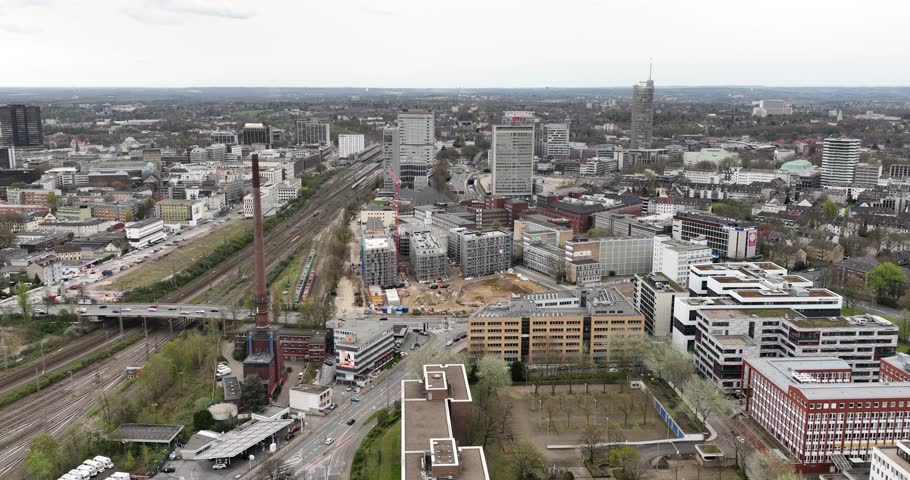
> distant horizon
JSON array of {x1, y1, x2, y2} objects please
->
[{"x1": 2, "y1": 84, "x2": 910, "y2": 91}]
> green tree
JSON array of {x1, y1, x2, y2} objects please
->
[
  {"x1": 608, "y1": 445, "x2": 641, "y2": 480},
  {"x1": 586, "y1": 227, "x2": 608, "y2": 238},
  {"x1": 510, "y1": 443, "x2": 545, "y2": 480},
  {"x1": 476, "y1": 355, "x2": 510, "y2": 393},
  {"x1": 193, "y1": 409, "x2": 215, "y2": 431},
  {"x1": 16, "y1": 281, "x2": 31, "y2": 323},
  {"x1": 510, "y1": 360, "x2": 528, "y2": 382},
  {"x1": 867, "y1": 262, "x2": 908, "y2": 302},
  {"x1": 315, "y1": 163, "x2": 327, "y2": 173},
  {"x1": 490, "y1": 219, "x2": 504, "y2": 230},
  {"x1": 823, "y1": 199, "x2": 838, "y2": 217},
  {"x1": 26, "y1": 434, "x2": 60, "y2": 480},
  {"x1": 241, "y1": 375, "x2": 268, "y2": 411},
  {"x1": 46, "y1": 192, "x2": 58, "y2": 213}
]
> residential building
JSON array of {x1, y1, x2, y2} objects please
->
[
  {"x1": 398, "y1": 110, "x2": 435, "y2": 165},
  {"x1": 545, "y1": 123, "x2": 570, "y2": 158},
  {"x1": 672, "y1": 211, "x2": 757, "y2": 260},
  {"x1": 334, "y1": 323, "x2": 396, "y2": 384},
  {"x1": 91, "y1": 202, "x2": 138, "y2": 222},
  {"x1": 870, "y1": 442, "x2": 910, "y2": 480},
  {"x1": 632, "y1": 273, "x2": 687, "y2": 337},
  {"x1": 243, "y1": 183, "x2": 278, "y2": 218},
  {"x1": 26, "y1": 254, "x2": 61, "y2": 284},
  {"x1": 821, "y1": 138, "x2": 861, "y2": 186},
  {"x1": 751, "y1": 99, "x2": 793, "y2": 117},
  {"x1": 447, "y1": 228, "x2": 510, "y2": 278},
  {"x1": 672, "y1": 262, "x2": 843, "y2": 352},
  {"x1": 630, "y1": 79, "x2": 654, "y2": 149},
  {"x1": 37, "y1": 219, "x2": 113, "y2": 237},
  {"x1": 742, "y1": 357, "x2": 910, "y2": 471},
  {"x1": 0, "y1": 104, "x2": 42, "y2": 147},
  {"x1": 296, "y1": 119, "x2": 330, "y2": 145},
  {"x1": 468, "y1": 287, "x2": 645, "y2": 364},
  {"x1": 491, "y1": 124, "x2": 534, "y2": 197},
  {"x1": 410, "y1": 231, "x2": 447, "y2": 282},
  {"x1": 401, "y1": 364, "x2": 491, "y2": 480},
  {"x1": 125, "y1": 218, "x2": 166, "y2": 249},
  {"x1": 855, "y1": 162, "x2": 883, "y2": 187},
  {"x1": 338, "y1": 134, "x2": 365, "y2": 158},
  {"x1": 652, "y1": 235, "x2": 713, "y2": 287},
  {"x1": 697, "y1": 309, "x2": 896, "y2": 389},
  {"x1": 361, "y1": 233, "x2": 399, "y2": 288}
]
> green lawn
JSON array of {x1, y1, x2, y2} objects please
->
[{"x1": 360, "y1": 421, "x2": 401, "y2": 480}]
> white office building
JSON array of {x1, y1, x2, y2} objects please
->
[
  {"x1": 125, "y1": 218, "x2": 166, "y2": 249},
  {"x1": 545, "y1": 123, "x2": 570, "y2": 158},
  {"x1": 821, "y1": 138, "x2": 861, "y2": 186},
  {"x1": 243, "y1": 183, "x2": 278, "y2": 218},
  {"x1": 871, "y1": 442, "x2": 910, "y2": 480},
  {"x1": 491, "y1": 124, "x2": 534, "y2": 197},
  {"x1": 751, "y1": 99, "x2": 793, "y2": 117},
  {"x1": 652, "y1": 235, "x2": 713, "y2": 287},
  {"x1": 338, "y1": 134, "x2": 365, "y2": 159},
  {"x1": 398, "y1": 111, "x2": 435, "y2": 165}
]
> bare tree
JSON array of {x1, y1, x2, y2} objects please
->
[
  {"x1": 261, "y1": 457, "x2": 289, "y2": 480},
  {"x1": 637, "y1": 389, "x2": 651, "y2": 425},
  {"x1": 617, "y1": 393, "x2": 636, "y2": 427},
  {"x1": 746, "y1": 449, "x2": 796, "y2": 480},
  {"x1": 682, "y1": 376, "x2": 732, "y2": 422},
  {"x1": 580, "y1": 424, "x2": 606, "y2": 462}
]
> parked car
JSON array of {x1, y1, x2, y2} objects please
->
[
  {"x1": 288, "y1": 424, "x2": 301, "y2": 434},
  {"x1": 212, "y1": 463, "x2": 227, "y2": 470},
  {"x1": 161, "y1": 464, "x2": 176, "y2": 473},
  {"x1": 324, "y1": 360, "x2": 334, "y2": 366}
]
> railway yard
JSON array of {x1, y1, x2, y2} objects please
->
[{"x1": 0, "y1": 162, "x2": 381, "y2": 479}]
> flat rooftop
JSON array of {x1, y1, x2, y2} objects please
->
[
  {"x1": 714, "y1": 335, "x2": 755, "y2": 346},
  {"x1": 292, "y1": 383, "x2": 330, "y2": 394},
  {"x1": 747, "y1": 357, "x2": 910, "y2": 400},
  {"x1": 196, "y1": 419, "x2": 293, "y2": 460},
  {"x1": 790, "y1": 315, "x2": 896, "y2": 329},
  {"x1": 701, "y1": 308, "x2": 795, "y2": 320}
]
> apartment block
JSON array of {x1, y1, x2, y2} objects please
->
[
  {"x1": 632, "y1": 273, "x2": 687, "y2": 337},
  {"x1": 696, "y1": 309, "x2": 896, "y2": 389},
  {"x1": 673, "y1": 262, "x2": 843, "y2": 352},
  {"x1": 411, "y1": 231, "x2": 447, "y2": 282},
  {"x1": 401, "y1": 364, "x2": 490, "y2": 480},
  {"x1": 469, "y1": 287, "x2": 645, "y2": 364},
  {"x1": 447, "y1": 228, "x2": 510, "y2": 278},
  {"x1": 672, "y1": 211, "x2": 757, "y2": 260},
  {"x1": 742, "y1": 357, "x2": 910, "y2": 471},
  {"x1": 361, "y1": 234, "x2": 399, "y2": 288}
]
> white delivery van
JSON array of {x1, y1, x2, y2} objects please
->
[
  {"x1": 109, "y1": 473, "x2": 131, "y2": 480},
  {"x1": 75, "y1": 465, "x2": 96, "y2": 478},
  {"x1": 83, "y1": 460, "x2": 105, "y2": 472},
  {"x1": 93, "y1": 456, "x2": 114, "y2": 469},
  {"x1": 66, "y1": 469, "x2": 88, "y2": 480}
]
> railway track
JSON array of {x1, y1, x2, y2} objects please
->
[
  {"x1": 0, "y1": 328, "x2": 133, "y2": 396},
  {"x1": 0, "y1": 328, "x2": 181, "y2": 479},
  {"x1": 162, "y1": 166, "x2": 376, "y2": 305}
]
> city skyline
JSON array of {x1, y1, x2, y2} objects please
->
[{"x1": 2, "y1": 0, "x2": 909, "y2": 88}]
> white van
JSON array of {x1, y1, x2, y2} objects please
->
[
  {"x1": 75, "y1": 465, "x2": 96, "y2": 478},
  {"x1": 108, "y1": 473, "x2": 131, "y2": 480},
  {"x1": 60, "y1": 475, "x2": 82, "y2": 480},
  {"x1": 83, "y1": 460, "x2": 105, "y2": 472},
  {"x1": 93, "y1": 456, "x2": 114, "y2": 469},
  {"x1": 66, "y1": 469, "x2": 88, "y2": 480}
]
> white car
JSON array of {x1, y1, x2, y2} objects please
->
[
  {"x1": 324, "y1": 437, "x2": 335, "y2": 445},
  {"x1": 195, "y1": 310, "x2": 206, "y2": 314},
  {"x1": 212, "y1": 463, "x2": 228, "y2": 470}
]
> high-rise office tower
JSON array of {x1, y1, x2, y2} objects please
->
[
  {"x1": 491, "y1": 124, "x2": 534, "y2": 197},
  {"x1": 296, "y1": 119, "x2": 330, "y2": 145},
  {"x1": 240, "y1": 123, "x2": 271, "y2": 146},
  {"x1": 382, "y1": 126, "x2": 400, "y2": 189},
  {"x1": 0, "y1": 147, "x2": 15, "y2": 169},
  {"x1": 0, "y1": 105, "x2": 43, "y2": 148},
  {"x1": 397, "y1": 110, "x2": 435, "y2": 165},
  {"x1": 503, "y1": 111, "x2": 544, "y2": 159},
  {"x1": 630, "y1": 77, "x2": 654, "y2": 149},
  {"x1": 545, "y1": 123, "x2": 570, "y2": 158},
  {"x1": 821, "y1": 138, "x2": 861, "y2": 186}
]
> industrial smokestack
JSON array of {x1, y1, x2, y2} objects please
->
[{"x1": 251, "y1": 153, "x2": 270, "y2": 329}]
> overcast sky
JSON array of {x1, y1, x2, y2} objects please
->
[{"x1": 1, "y1": 0, "x2": 907, "y2": 88}]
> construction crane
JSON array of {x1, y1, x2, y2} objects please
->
[{"x1": 386, "y1": 167, "x2": 401, "y2": 267}]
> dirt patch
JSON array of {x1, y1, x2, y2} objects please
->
[{"x1": 400, "y1": 274, "x2": 547, "y2": 314}]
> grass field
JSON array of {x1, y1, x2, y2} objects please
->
[
  {"x1": 110, "y1": 220, "x2": 251, "y2": 291},
  {"x1": 360, "y1": 421, "x2": 401, "y2": 480}
]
